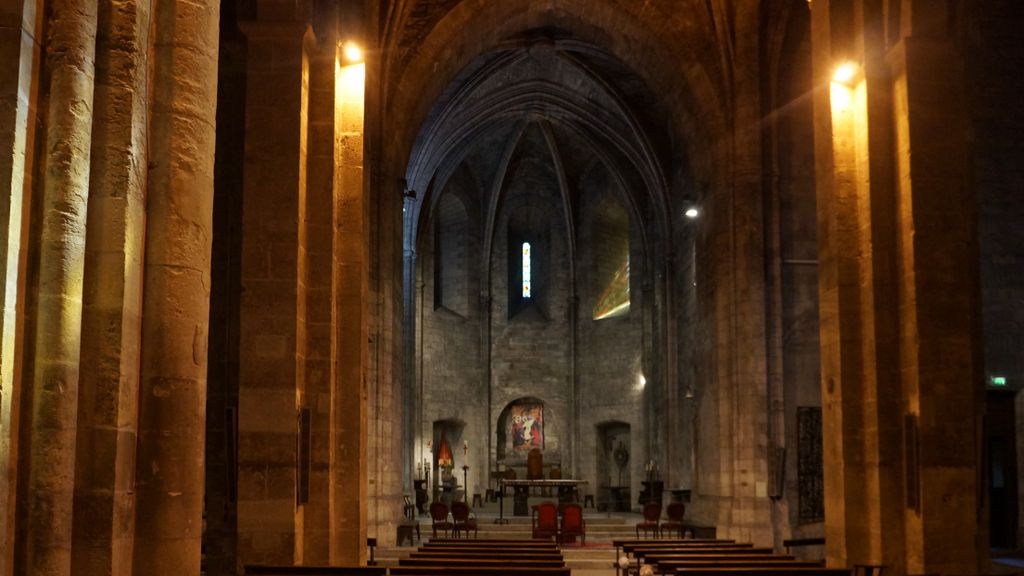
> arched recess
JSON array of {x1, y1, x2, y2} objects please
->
[
  {"x1": 595, "y1": 421, "x2": 632, "y2": 510},
  {"x1": 432, "y1": 418, "x2": 467, "y2": 502},
  {"x1": 433, "y1": 190, "x2": 471, "y2": 317},
  {"x1": 496, "y1": 398, "x2": 548, "y2": 464}
]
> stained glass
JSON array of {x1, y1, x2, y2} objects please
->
[{"x1": 522, "y1": 242, "x2": 531, "y2": 298}]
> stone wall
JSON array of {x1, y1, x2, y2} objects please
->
[{"x1": 575, "y1": 165, "x2": 647, "y2": 506}]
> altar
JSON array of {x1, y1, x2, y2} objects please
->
[{"x1": 501, "y1": 479, "x2": 588, "y2": 516}]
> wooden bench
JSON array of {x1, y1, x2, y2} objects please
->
[
  {"x1": 427, "y1": 539, "x2": 557, "y2": 545},
  {"x1": 653, "y1": 561, "x2": 824, "y2": 569},
  {"x1": 671, "y1": 569, "x2": 851, "y2": 576},
  {"x1": 388, "y1": 567, "x2": 571, "y2": 576},
  {"x1": 642, "y1": 555, "x2": 797, "y2": 563},
  {"x1": 615, "y1": 539, "x2": 737, "y2": 547},
  {"x1": 409, "y1": 552, "x2": 564, "y2": 561},
  {"x1": 244, "y1": 566, "x2": 387, "y2": 575},
  {"x1": 399, "y1": 558, "x2": 565, "y2": 568},
  {"x1": 633, "y1": 548, "x2": 776, "y2": 558},
  {"x1": 422, "y1": 545, "x2": 559, "y2": 552}
]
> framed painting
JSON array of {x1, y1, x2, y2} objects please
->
[{"x1": 510, "y1": 404, "x2": 543, "y2": 451}]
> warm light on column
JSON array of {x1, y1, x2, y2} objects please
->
[
  {"x1": 830, "y1": 62, "x2": 862, "y2": 113},
  {"x1": 833, "y1": 61, "x2": 859, "y2": 85},
  {"x1": 336, "y1": 60, "x2": 365, "y2": 106},
  {"x1": 342, "y1": 41, "x2": 363, "y2": 64}
]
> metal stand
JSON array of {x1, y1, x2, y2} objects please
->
[{"x1": 494, "y1": 480, "x2": 509, "y2": 524}]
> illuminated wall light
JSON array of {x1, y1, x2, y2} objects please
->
[
  {"x1": 991, "y1": 376, "x2": 1007, "y2": 387},
  {"x1": 342, "y1": 41, "x2": 363, "y2": 64},
  {"x1": 833, "y1": 61, "x2": 859, "y2": 86},
  {"x1": 685, "y1": 207, "x2": 700, "y2": 219}
]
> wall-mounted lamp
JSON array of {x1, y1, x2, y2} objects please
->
[
  {"x1": 832, "y1": 61, "x2": 859, "y2": 86},
  {"x1": 685, "y1": 207, "x2": 700, "y2": 219},
  {"x1": 340, "y1": 41, "x2": 363, "y2": 64}
]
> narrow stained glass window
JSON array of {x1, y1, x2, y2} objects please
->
[{"x1": 522, "y1": 242, "x2": 531, "y2": 298}]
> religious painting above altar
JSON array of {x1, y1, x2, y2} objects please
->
[{"x1": 511, "y1": 404, "x2": 543, "y2": 451}]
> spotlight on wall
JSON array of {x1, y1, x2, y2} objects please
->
[
  {"x1": 833, "y1": 61, "x2": 859, "y2": 85},
  {"x1": 342, "y1": 41, "x2": 363, "y2": 63},
  {"x1": 684, "y1": 207, "x2": 700, "y2": 219}
]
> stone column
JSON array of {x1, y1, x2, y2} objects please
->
[
  {"x1": 132, "y1": 0, "x2": 219, "y2": 573},
  {"x1": 301, "y1": 34, "x2": 336, "y2": 564},
  {"x1": 705, "y1": 4, "x2": 772, "y2": 543},
  {"x1": 890, "y1": 11, "x2": 984, "y2": 574},
  {"x1": 22, "y1": 0, "x2": 97, "y2": 572},
  {"x1": 0, "y1": 0, "x2": 38, "y2": 572},
  {"x1": 811, "y1": 0, "x2": 885, "y2": 566},
  {"x1": 235, "y1": 19, "x2": 309, "y2": 565},
  {"x1": 330, "y1": 44, "x2": 368, "y2": 564},
  {"x1": 812, "y1": 1, "x2": 984, "y2": 574},
  {"x1": 73, "y1": 0, "x2": 151, "y2": 573}
]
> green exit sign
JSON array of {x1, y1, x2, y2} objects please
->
[{"x1": 991, "y1": 376, "x2": 1007, "y2": 387}]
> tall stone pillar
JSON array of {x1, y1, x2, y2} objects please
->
[
  {"x1": 302, "y1": 36, "x2": 338, "y2": 565},
  {"x1": 812, "y1": 0, "x2": 888, "y2": 567},
  {"x1": 73, "y1": 0, "x2": 151, "y2": 573},
  {"x1": 890, "y1": 9, "x2": 984, "y2": 575},
  {"x1": 132, "y1": 0, "x2": 219, "y2": 573},
  {"x1": 0, "y1": 0, "x2": 38, "y2": 572},
  {"x1": 702, "y1": 4, "x2": 772, "y2": 544},
  {"x1": 21, "y1": 0, "x2": 97, "y2": 573},
  {"x1": 235, "y1": 18, "x2": 310, "y2": 565},
  {"x1": 330, "y1": 43, "x2": 368, "y2": 565},
  {"x1": 812, "y1": 1, "x2": 984, "y2": 574}
]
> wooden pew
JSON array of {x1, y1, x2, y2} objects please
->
[
  {"x1": 421, "y1": 546, "x2": 559, "y2": 553},
  {"x1": 642, "y1": 555, "x2": 797, "y2": 563},
  {"x1": 653, "y1": 561, "x2": 823, "y2": 569},
  {"x1": 426, "y1": 539, "x2": 557, "y2": 546},
  {"x1": 671, "y1": 568, "x2": 851, "y2": 576},
  {"x1": 399, "y1": 558, "x2": 565, "y2": 568},
  {"x1": 633, "y1": 548, "x2": 777, "y2": 558},
  {"x1": 389, "y1": 567, "x2": 571, "y2": 576},
  {"x1": 244, "y1": 566, "x2": 386, "y2": 575},
  {"x1": 640, "y1": 555, "x2": 798, "y2": 568},
  {"x1": 652, "y1": 560, "x2": 823, "y2": 574},
  {"x1": 420, "y1": 546, "x2": 560, "y2": 554},
  {"x1": 409, "y1": 551, "x2": 564, "y2": 561}
]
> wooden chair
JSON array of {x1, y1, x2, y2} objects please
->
[
  {"x1": 429, "y1": 502, "x2": 453, "y2": 538},
  {"x1": 636, "y1": 502, "x2": 662, "y2": 538},
  {"x1": 451, "y1": 501, "x2": 478, "y2": 538},
  {"x1": 558, "y1": 503, "x2": 585, "y2": 545},
  {"x1": 532, "y1": 501, "x2": 558, "y2": 540},
  {"x1": 661, "y1": 502, "x2": 686, "y2": 538}
]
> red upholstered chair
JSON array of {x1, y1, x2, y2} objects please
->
[
  {"x1": 430, "y1": 502, "x2": 453, "y2": 538},
  {"x1": 532, "y1": 501, "x2": 559, "y2": 540},
  {"x1": 558, "y1": 503, "x2": 586, "y2": 545},
  {"x1": 636, "y1": 502, "x2": 662, "y2": 538},
  {"x1": 660, "y1": 502, "x2": 686, "y2": 539},
  {"x1": 451, "y1": 501, "x2": 478, "y2": 538}
]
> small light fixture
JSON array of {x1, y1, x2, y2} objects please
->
[
  {"x1": 342, "y1": 41, "x2": 363, "y2": 63},
  {"x1": 685, "y1": 207, "x2": 700, "y2": 219},
  {"x1": 833, "y1": 61, "x2": 858, "y2": 85}
]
